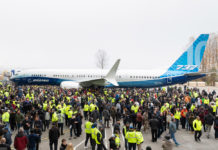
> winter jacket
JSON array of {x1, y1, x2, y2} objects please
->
[
  {"x1": 4, "y1": 130, "x2": 12, "y2": 146},
  {"x1": 205, "y1": 114, "x2": 214, "y2": 125},
  {"x1": 169, "y1": 121, "x2": 176, "y2": 134},
  {"x1": 28, "y1": 133, "x2": 40, "y2": 148},
  {"x1": 14, "y1": 132, "x2": 28, "y2": 150},
  {"x1": 149, "y1": 118, "x2": 159, "y2": 130},
  {"x1": 49, "y1": 127, "x2": 60, "y2": 142},
  {"x1": 15, "y1": 113, "x2": 24, "y2": 124},
  {"x1": 103, "y1": 109, "x2": 110, "y2": 120},
  {"x1": 109, "y1": 137, "x2": 117, "y2": 149}
]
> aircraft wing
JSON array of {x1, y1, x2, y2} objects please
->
[{"x1": 79, "y1": 59, "x2": 121, "y2": 87}]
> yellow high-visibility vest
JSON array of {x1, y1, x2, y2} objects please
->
[
  {"x1": 136, "y1": 131, "x2": 144, "y2": 144},
  {"x1": 212, "y1": 105, "x2": 216, "y2": 113},
  {"x1": 52, "y1": 112, "x2": 58, "y2": 122},
  {"x1": 95, "y1": 129, "x2": 102, "y2": 144},
  {"x1": 85, "y1": 121, "x2": 93, "y2": 134},
  {"x1": 68, "y1": 110, "x2": 73, "y2": 118},
  {"x1": 125, "y1": 131, "x2": 137, "y2": 143},
  {"x1": 115, "y1": 134, "x2": 120, "y2": 147},
  {"x1": 2, "y1": 112, "x2": 10, "y2": 122},
  {"x1": 84, "y1": 104, "x2": 89, "y2": 112},
  {"x1": 193, "y1": 119, "x2": 202, "y2": 131},
  {"x1": 174, "y1": 111, "x2": 181, "y2": 120},
  {"x1": 204, "y1": 99, "x2": 209, "y2": 105}
]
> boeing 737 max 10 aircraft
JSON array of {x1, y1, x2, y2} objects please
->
[{"x1": 11, "y1": 34, "x2": 210, "y2": 89}]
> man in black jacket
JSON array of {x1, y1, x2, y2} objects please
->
[
  {"x1": 109, "y1": 135, "x2": 116, "y2": 150},
  {"x1": 205, "y1": 113, "x2": 214, "y2": 139},
  {"x1": 49, "y1": 123, "x2": 60, "y2": 150},
  {"x1": 149, "y1": 116, "x2": 159, "y2": 142},
  {"x1": 22, "y1": 116, "x2": 31, "y2": 136}
]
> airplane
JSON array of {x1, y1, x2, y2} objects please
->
[{"x1": 11, "y1": 34, "x2": 210, "y2": 89}]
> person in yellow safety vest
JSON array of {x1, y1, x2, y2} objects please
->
[
  {"x1": 160, "y1": 104, "x2": 167, "y2": 114},
  {"x1": 2, "y1": 109, "x2": 10, "y2": 128},
  {"x1": 123, "y1": 122, "x2": 130, "y2": 150},
  {"x1": 90, "y1": 103, "x2": 95, "y2": 113},
  {"x1": 125, "y1": 126, "x2": 137, "y2": 150},
  {"x1": 211, "y1": 102, "x2": 217, "y2": 116},
  {"x1": 91, "y1": 123, "x2": 97, "y2": 150},
  {"x1": 115, "y1": 130, "x2": 121, "y2": 150},
  {"x1": 84, "y1": 118, "x2": 93, "y2": 148},
  {"x1": 57, "y1": 110, "x2": 65, "y2": 135},
  {"x1": 43, "y1": 102, "x2": 48, "y2": 111},
  {"x1": 193, "y1": 116, "x2": 202, "y2": 142},
  {"x1": 65, "y1": 105, "x2": 71, "y2": 126},
  {"x1": 95, "y1": 126, "x2": 106, "y2": 150},
  {"x1": 191, "y1": 104, "x2": 196, "y2": 112},
  {"x1": 136, "y1": 129, "x2": 144, "y2": 150},
  {"x1": 83, "y1": 102, "x2": 89, "y2": 120},
  {"x1": 52, "y1": 110, "x2": 58, "y2": 123},
  {"x1": 131, "y1": 104, "x2": 139, "y2": 114},
  {"x1": 68, "y1": 108, "x2": 73, "y2": 122},
  {"x1": 140, "y1": 99, "x2": 144, "y2": 106},
  {"x1": 174, "y1": 108, "x2": 181, "y2": 130},
  {"x1": 204, "y1": 98, "x2": 210, "y2": 105}
]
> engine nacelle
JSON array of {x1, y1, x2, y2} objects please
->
[{"x1": 60, "y1": 81, "x2": 81, "y2": 89}]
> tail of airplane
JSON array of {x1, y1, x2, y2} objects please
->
[{"x1": 167, "y1": 34, "x2": 209, "y2": 73}]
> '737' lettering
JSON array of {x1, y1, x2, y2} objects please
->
[{"x1": 176, "y1": 65, "x2": 198, "y2": 70}]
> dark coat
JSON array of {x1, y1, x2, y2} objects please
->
[
  {"x1": 149, "y1": 118, "x2": 159, "y2": 130},
  {"x1": 205, "y1": 113, "x2": 214, "y2": 125},
  {"x1": 28, "y1": 133, "x2": 40, "y2": 148},
  {"x1": 49, "y1": 127, "x2": 60, "y2": 142}
]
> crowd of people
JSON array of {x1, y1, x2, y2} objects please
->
[{"x1": 0, "y1": 81, "x2": 218, "y2": 150}]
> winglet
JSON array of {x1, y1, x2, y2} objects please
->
[{"x1": 105, "y1": 59, "x2": 120, "y2": 86}]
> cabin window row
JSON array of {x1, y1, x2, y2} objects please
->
[
  {"x1": 32, "y1": 74, "x2": 46, "y2": 77},
  {"x1": 130, "y1": 76, "x2": 159, "y2": 79},
  {"x1": 52, "y1": 74, "x2": 106, "y2": 78}
]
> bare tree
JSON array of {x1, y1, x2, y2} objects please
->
[{"x1": 95, "y1": 49, "x2": 108, "y2": 69}]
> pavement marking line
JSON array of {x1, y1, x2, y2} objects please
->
[
  {"x1": 110, "y1": 123, "x2": 113, "y2": 134},
  {"x1": 74, "y1": 139, "x2": 85, "y2": 150},
  {"x1": 121, "y1": 131, "x2": 125, "y2": 142}
]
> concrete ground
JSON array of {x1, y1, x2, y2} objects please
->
[
  {"x1": 10, "y1": 86, "x2": 218, "y2": 150},
  {"x1": 10, "y1": 121, "x2": 218, "y2": 150}
]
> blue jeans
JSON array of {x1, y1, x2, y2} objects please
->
[
  {"x1": 25, "y1": 130, "x2": 29, "y2": 136},
  {"x1": 176, "y1": 119, "x2": 179, "y2": 129},
  {"x1": 170, "y1": 132, "x2": 179, "y2": 145}
]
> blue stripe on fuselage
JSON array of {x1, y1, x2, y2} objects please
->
[{"x1": 11, "y1": 74, "x2": 205, "y2": 88}]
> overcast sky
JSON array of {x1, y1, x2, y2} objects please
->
[{"x1": 0, "y1": 0, "x2": 218, "y2": 71}]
